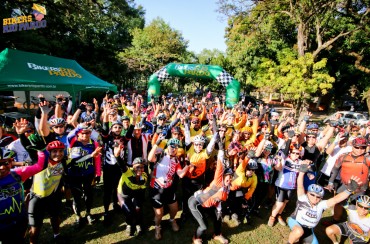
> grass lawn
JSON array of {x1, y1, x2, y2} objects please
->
[{"x1": 35, "y1": 181, "x2": 352, "y2": 244}]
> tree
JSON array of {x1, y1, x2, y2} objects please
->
[
  {"x1": 118, "y1": 17, "x2": 191, "y2": 77},
  {"x1": 1, "y1": 0, "x2": 144, "y2": 84},
  {"x1": 217, "y1": 0, "x2": 369, "y2": 111}
]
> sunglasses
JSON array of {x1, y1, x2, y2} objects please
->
[
  {"x1": 80, "y1": 131, "x2": 91, "y2": 135},
  {"x1": 25, "y1": 130, "x2": 33, "y2": 133},
  {"x1": 53, "y1": 125, "x2": 64, "y2": 129},
  {"x1": 134, "y1": 165, "x2": 145, "y2": 170},
  {"x1": 291, "y1": 152, "x2": 300, "y2": 155},
  {"x1": 307, "y1": 136, "x2": 316, "y2": 139},
  {"x1": 169, "y1": 144, "x2": 178, "y2": 149},
  {"x1": 357, "y1": 204, "x2": 370, "y2": 211},
  {"x1": 354, "y1": 146, "x2": 366, "y2": 150},
  {"x1": 192, "y1": 121, "x2": 200, "y2": 124},
  {"x1": 158, "y1": 118, "x2": 165, "y2": 121},
  {"x1": 0, "y1": 160, "x2": 10, "y2": 166},
  {"x1": 309, "y1": 193, "x2": 322, "y2": 199},
  {"x1": 194, "y1": 143, "x2": 203, "y2": 147},
  {"x1": 352, "y1": 130, "x2": 359, "y2": 133}
]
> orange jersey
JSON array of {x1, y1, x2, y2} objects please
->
[
  {"x1": 195, "y1": 152, "x2": 229, "y2": 208},
  {"x1": 186, "y1": 146, "x2": 209, "y2": 179}
]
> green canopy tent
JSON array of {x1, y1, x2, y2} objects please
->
[{"x1": 0, "y1": 48, "x2": 117, "y2": 109}]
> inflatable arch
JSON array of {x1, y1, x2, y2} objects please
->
[{"x1": 147, "y1": 63, "x2": 240, "y2": 106}]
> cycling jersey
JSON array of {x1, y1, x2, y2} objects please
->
[
  {"x1": 331, "y1": 153, "x2": 370, "y2": 192},
  {"x1": 117, "y1": 167, "x2": 147, "y2": 196},
  {"x1": 150, "y1": 153, "x2": 182, "y2": 189},
  {"x1": 342, "y1": 204, "x2": 370, "y2": 242},
  {"x1": 194, "y1": 150, "x2": 229, "y2": 208},
  {"x1": 256, "y1": 156, "x2": 276, "y2": 183},
  {"x1": 186, "y1": 146, "x2": 209, "y2": 179},
  {"x1": 6, "y1": 139, "x2": 31, "y2": 163},
  {"x1": 230, "y1": 157, "x2": 257, "y2": 200},
  {"x1": 0, "y1": 151, "x2": 45, "y2": 230},
  {"x1": 290, "y1": 194, "x2": 328, "y2": 228},
  {"x1": 275, "y1": 157, "x2": 300, "y2": 189},
  {"x1": 31, "y1": 151, "x2": 64, "y2": 198},
  {"x1": 67, "y1": 138, "x2": 101, "y2": 177}
]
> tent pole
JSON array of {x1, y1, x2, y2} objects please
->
[{"x1": 25, "y1": 91, "x2": 30, "y2": 115}]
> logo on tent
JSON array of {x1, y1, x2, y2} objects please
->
[{"x1": 2, "y1": 3, "x2": 47, "y2": 33}]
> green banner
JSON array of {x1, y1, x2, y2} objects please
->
[{"x1": 147, "y1": 63, "x2": 240, "y2": 106}]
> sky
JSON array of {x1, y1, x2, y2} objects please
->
[{"x1": 134, "y1": 0, "x2": 227, "y2": 54}]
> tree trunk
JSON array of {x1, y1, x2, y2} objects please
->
[{"x1": 297, "y1": 22, "x2": 306, "y2": 57}]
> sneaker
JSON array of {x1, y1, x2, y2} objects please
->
[
  {"x1": 136, "y1": 225, "x2": 143, "y2": 235},
  {"x1": 126, "y1": 225, "x2": 135, "y2": 236},
  {"x1": 267, "y1": 216, "x2": 276, "y2": 227},
  {"x1": 193, "y1": 237, "x2": 203, "y2": 244},
  {"x1": 86, "y1": 215, "x2": 95, "y2": 225},
  {"x1": 126, "y1": 225, "x2": 132, "y2": 236},
  {"x1": 213, "y1": 234, "x2": 228, "y2": 244},
  {"x1": 277, "y1": 216, "x2": 287, "y2": 226},
  {"x1": 231, "y1": 213, "x2": 238, "y2": 221},
  {"x1": 155, "y1": 225, "x2": 161, "y2": 240},
  {"x1": 170, "y1": 219, "x2": 179, "y2": 232}
]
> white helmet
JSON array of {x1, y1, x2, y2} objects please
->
[{"x1": 193, "y1": 135, "x2": 206, "y2": 144}]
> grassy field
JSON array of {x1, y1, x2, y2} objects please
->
[{"x1": 34, "y1": 180, "x2": 352, "y2": 244}]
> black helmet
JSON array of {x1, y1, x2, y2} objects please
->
[{"x1": 223, "y1": 167, "x2": 234, "y2": 176}]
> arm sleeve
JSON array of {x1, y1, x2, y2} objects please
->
[
  {"x1": 244, "y1": 175, "x2": 258, "y2": 200},
  {"x1": 127, "y1": 142, "x2": 132, "y2": 165},
  {"x1": 94, "y1": 141, "x2": 101, "y2": 176},
  {"x1": 206, "y1": 133, "x2": 217, "y2": 156},
  {"x1": 13, "y1": 150, "x2": 47, "y2": 182}
]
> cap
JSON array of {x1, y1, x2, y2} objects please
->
[
  {"x1": 121, "y1": 115, "x2": 130, "y2": 121},
  {"x1": 134, "y1": 123, "x2": 144, "y2": 130},
  {"x1": 86, "y1": 103, "x2": 93, "y2": 107}
]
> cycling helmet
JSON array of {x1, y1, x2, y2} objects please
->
[
  {"x1": 157, "y1": 114, "x2": 166, "y2": 120},
  {"x1": 246, "y1": 159, "x2": 258, "y2": 170},
  {"x1": 46, "y1": 141, "x2": 65, "y2": 152},
  {"x1": 357, "y1": 195, "x2": 370, "y2": 207},
  {"x1": 26, "y1": 122, "x2": 35, "y2": 130},
  {"x1": 307, "y1": 123, "x2": 319, "y2": 130},
  {"x1": 193, "y1": 135, "x2": 206, "y2": 144},
  {"x1": 171, "y1": 126, "x2": 182, "y2": 134},
  {"x1": 132, "y1": 157, "x2": 146, "y2": 166},
  {"x1": 167, "y1": 138, "x2": 180, "y2": 147},
  {"x1": 264, "y1": 141, "x2": 273, "y2": 151},
  {"x1": 223, "y1": 167, "x2": 234, "y2": 176},
  {"x1": 352, "y1": 137, "x2": 367, "y2": 147},
  {"x1": 0, "y1": 147, "x2": 14, "y2": 160},
  {"x1": 307, "y1": 184, "x2": 325, "y2": 198},
  {"x1": 111, "y1": 120, "x2": 123, "y2": 127},
  {"x1": 50, "y1": 118, "x2": 66, "y2": 126}
]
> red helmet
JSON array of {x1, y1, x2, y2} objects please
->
[
  {"x1": 352, "y1": 137, "x2": 367, "y2": 147},
  {"x1": 46, "y1": 141, "x2": 65, "y2": 151}
]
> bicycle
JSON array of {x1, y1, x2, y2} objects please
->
[{"x1": 23, "y1": 96, "x2": 39, "y2": 109}]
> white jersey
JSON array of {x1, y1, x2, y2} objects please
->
[
  {"x1": 7, "y1": 139, "x2": 31, "y2": 162},
  {"x1": 345, "y1": 205, "x2": 370, "y2": 241},
  {"x1": 290, "y1": 194, "x2": 328, "y2": 228},
  {"x1": 321, "y1": 144, "x2": 351, "y2": 178},
  {"x1": 150, "y1": 154, "x2": 181, "y2": 189}
]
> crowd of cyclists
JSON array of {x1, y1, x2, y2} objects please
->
[{"x1": 0, "y1": 90, "x2": 370, "y2": 244}]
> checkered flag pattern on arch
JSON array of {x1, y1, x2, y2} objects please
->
[
  {"x1": 155, "y1": 67, "x2": 171, "y2": 82},
  {"x1": 216, "y1": 70, "x2": 234, "y2": 87}
]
